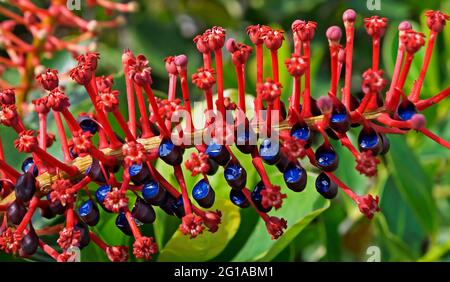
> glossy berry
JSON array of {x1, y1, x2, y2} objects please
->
[
  {"x1": 229, "y1": 189, "x2": 250, "y2": 208},
  {"x1": 86, "y1": 159, "x2": 108, "y2": 183},
  {"x1": 47, "y1": 193, "x2": 66, "y2": 215},
  {"x1": 95, "y1": 185, "x2": 112, "y2": 212},
  {"x1": 397, "y1": 100, "x2": 417, "y2": 121},
  {"x1": 358, "y1": 127, "x2": 382, "y2": 155},
  {"x1": 276, "y1": 153, "x2": 290, "y2": 173},
  {"x1": 205, "y1": 141, "x2": 231, "y2": 166},
  {"x1": 330, "y1": 108, "x2": 350, "y2": 133},
  {"x1": 75, "y1": 222, "x2": 91, "y2": 249},
  {"x1": 128, "y1": 163, "x2": 152, "y2": 185},
  {"x1": 290, "y1": 123, "x2": 312, "y2": 147},
  {"x1": 21, "y1": 157, "x2": 38, "y2": 177},
  {"x1": 40, "y1": 204, "x2": 56, "y2": 219},
  {"x1": 158, "y1": 138, "x2": 183, "y2": 166},
  {"x1": 15, "y1": 172, "x2": 36, "y2": 202},
  {"x1": 224, "y1": 161, "x2": 247, "y2": 190},
  {"x1": 7, "y1": 200, "x2": 27, "y2": 225},
  {"x1": 141, "y1": 181, "x2": 167, "y2": 206},
  {"x1": 132, "y1": 197, "x2": 156, "y2": 224},
  {"x1": 379, "y1": 133, "x2": 390, "y2": 155},
  {"x1": 115, "y1": 212, "x2": 132, "y2": 236},
  {"x1": 79, "y1": 199, "x2": 100, "y2": 226},
  {"x1": 206, "y1": 158, "x2": 219, "y2": 175},
  {"x1": 171, "y1": 196, "x2": 186, "y2": 218},
  {"x1": 192, "y1": 179, "x2": 215, "y2": 208},
  {"x1": 77, "y1": 115, "x2": 99, "y2": 134},
  {"x1": 159, "y1": 194, "x2": 176, "y2": 216},
  {"x1": 251, "y1": 181, "x2": 272, "y2": 213},
  {"x1": 315, "y1": 172, "x2": 338, "y2": 199},
  {"x1": 315, "y1": 144, "x2": 339, "y2": 171},
  {"x1": 234, "y1": 124, "x2": 256, "y2": 154},
  {"x1": 259, "y1": 138, "x2": 281, "y2": 165},
  {"x1": 21, "y1": 227, "x2": 39, "y2": 256},
  {"x1": 283, "y1": 163, "x2": 307, "y2": 192}
]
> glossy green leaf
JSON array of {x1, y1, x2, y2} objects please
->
[
  {"x1": 232, "y1": 177, "x2": 330, "y2": 262},
  {"x1": 387, "y1": 136, "x2": 439, "y2": 236},
  {"x1": 158, "y1": 199, "x2": 241, "y2": 262}
]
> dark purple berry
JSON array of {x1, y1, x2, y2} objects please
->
[
  {"x1": 128, "y1": 162, "x2": 152, "y2": 185},
  {"x1": 7, "y1": 200, "x2": 27, "y2": 225},
  {"x1": 78, "y1": 199, "x2": 100, "y2": 226},
  {"x1": 205, "y1": 141, "x2": 230, "y2": 166},
  {"x1": 315, "y1": 143, "x2": 339, "y2": 172},
  {"x1": 224, "y1": 161, "x2": 247, "y2": 190},
  {"x1": 15, "y1": 172, "x2": 36, "y2": 203},
  {"x1": 192, "y1": 179, "x2": 215, "y2": 208},
  {"x1": 229, "y1": 189, "x2": 250, "y2": 208},
  {"x1": 21, "y1": 226, "x2": 38, "y2": 256},
  {"x1": 315, "y1": 172, "x2": 338, "y2": 199},
  {"x1": 251, "y1": 181, "x2": 272, "y2": 213},
  {"x1": 132, "y1": 196, "x2": 156, "y2": 224},
  {"x1": 283, "y1": 163, "x2": 307, "y2": 192},
  {"x1": 158, "y1": 138, "x2": 183, "y2": 166}
]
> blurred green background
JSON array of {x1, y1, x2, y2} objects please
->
[{"x1": 1, "y1": 0, "x2": 450, "y2": 261}]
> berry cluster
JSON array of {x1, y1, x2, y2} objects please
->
[
  {"x1": 0, "y1": 9, "x2": 449, "y2": 262},
  {"x1": 0, "y1": 0, "x2": 137, "y2": 111}
]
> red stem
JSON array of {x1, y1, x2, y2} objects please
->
[
  {"x1": 255, "y1": 44, "x2": 264, "y2": 115},
  {"x1": 38, "y1": 113, "x2": 47, "y2": 150},
  {"x1": 397, "y1": 52, "x2": 413, "y2": 90},
  {"x1": 0, "y1": 158, "x2": 19, "y2": 180},
  {"x1": 124, "y1": 210, "x2": 142, "y2": 239},
  {"x1": 133, "y1": 83, "x2": 153, "y2": 138},
  {"x1": 89, "y1": 232, "x2": 107, "y2": 250},
  {"x1": 38, "y1": 239, "x2": 59, "y2": 260},
  {"x1": 302, "y1": 42, "x2": 312, "y2": 117},
  {"x1": 61, "y1": 108, "x2": 82, "y2": 132},
  {"x1": 123, "y1": 64, "x2": 137, "y2": 138},
  {"x1": 385, "y1": 45, "x2": 406, "y2": 111},
  {"x1": 142, "y1": 84, "x2": 171, "y2": 138},
  {"x1": 419, "y1": 127, "x2": 450, "y2": 149},
  {"x1": 112, "y1": 110, "x2": 136, "y2": 142},
  {"x1": 173, "y1": 165, "x2": 192, "y2": 215},
  {"x1": 33, "y1": 147, "x2": 78, "y2": 176},
  {"x1": 415, "y1": 86, "x2": 450, "y2": 110},
  {"x1": 343, "y1": 25, "x2": 355, "y2": 109},
  {"x1": 235, "y1": 64, "x2": 246, "y2": 112},
  {"x1": 270, "y1": 49, "x2": 281, "y2": 112},
  {"x1": 15, "y1": 196, "x2": 40, "y2": 234},
  {"x1": 372, "y1": 36, "x2": 380, "y2": 70},
  {"x1": 53, "y1": 111, "x2": 72, "y2": 162},
  {"x1": 214, "y1": 49, "x2": 226, "y2": 120},
  {"x1": 292, "y1": 76, "x2": 301, "y2": 111},
  {"x1": 409, "y1": 31, "x2": 437, "y2": 102}
]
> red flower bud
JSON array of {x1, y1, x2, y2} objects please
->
[
  {"x1": 32, "y1": 97, "x2": 51, "y2": 114},
  {"x1": 356, "y1": 194, "x2": 380, "y2": 219},
  {"x1": 103, "y1": 188, "x2": 128, "y2": 213},
  {"x1": 14, "y1": 130, "x2": 38, "y2": 153},
  {"x1": 192, "y1": 68, "x2": 216, "y2": 90},
  {"x1": 401, "y1": 30, "x2": 425, "y2": 54},
  {"x1": 0, "y1": 88, "x2": 16, "y2": 105},
  {"x1": 180, "y1": 214, "x2": 204, "y2": 239},
  {"x1": 261, "y1": 185, "x2": 286, "y2": 210},
  {"x1": 291, "y1": 20, "x2": 317, "y2": 42},
  {"x1": 364, "y1": 16, "x2": 388, "y2": 38},
  {"x1": 164, "y1": 56, "x2": 178, "y2": 75},
  {"x1": 127, "y1": 54, "x2": 152, "y2": 86},
  {"x1": 47, "y1": 89, "x2": 70, "y2": 111},
  {"x1": 257, "y1": 78, "x2": 282, "y2": 104},
  {"x1": 36, "y1": 69, "x2": 59, "y2": 91},
  {"x1": 361, "y1": 69, "x2": 386, "y2": 94},
  {"x1": 97, "y1": 90, "x2": 119, "y2": 112},
  {"x1": 265, "y1": 216, "x2": 287, "y2": 240},
  {"x1": 72, "y1": 130, "x2": 93, "y2": 155},
  {"x1": 132, "y1": 236, "x2": 157, "y2": 260},
  {"x1": 264, "y1": 28, "x2": 284, "y2": 51},
  {"x1": 185, "y1": 152, "x2": 210, "y2": 177},
  {"x1": 285, "y1": 54, "x2": 308, "y2": 77},
  {"x1": 122, "y1": 141, "x2": 147, "y2": 166},
  {"x1": 0, "y1": 104, "x2": 19, "y2": 127},
  {"x1": 201, "y1": 210, "x2": 222, "y2": 233},
  {"x1": 425, "y1": 10, "x2": 450, "y2": 32}
]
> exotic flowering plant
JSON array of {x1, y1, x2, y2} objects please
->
[{"x1": 0, "y1": 7, "x2": 449, "y2": 262}]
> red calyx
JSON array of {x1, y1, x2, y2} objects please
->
[
  {"x1": 285, "y1": 54, "x2": 308, "y2": 77},
  {"x1": 257, "y1": 78, "x2": 282, "y2": 104},
  {"x1": 14, "y1": 130, "x2": 38, "y2": 153},
  {"x1": 97, "y1": 90, "x2": 119, "y2": 112},
  {"x1": 263, "y1": 28, "x2": 284, "y2": 51},
  {"x1": 364, "y1": 16, "x2": 388, "y2": 38},
  {"x1": 132, "y1": 236, "x2": 158, "y2": 260},
  {"x1": 0, "y1": 88, "x2": 16, "y2": 105},
  {"x1": 401, "y1": 30, "x2": 425, "y2": 54},
  {"x1": 36, "y1": 69, "x2": 59, "y2": 91},
  {"x1": 291, "y1": 20, "x2": 317, "y2": 42},
  {"x1": 361, "y1": 69, "x2": 387, "y2": 94},
  {"x1": 356, "y1": 194, "x2": 380, "y2": 219},
  {"x1": 425, "y1": 10, "x2": 450, "y2": 32},
  {"x1": 184, "y1": 152, "x2": 210, "y2": 177},
  {"x1": 192, "y1": 68, "x2": 216, "y2": 90},
  {"x1": 122, "y1": 141, "x2": 147, "y2": 166},
  {"x1": 127, "y1": 54, "x2": 153, "y2": 86},
  {"x1": 265, "y1": 216, "x2": 288, "y2": 240},
  {"x1": 201, "y1": 210, "x2": 222, "y2": 233},
  {"x1": 180, "y1": 214, "x2": 205, "y2": 239},
  {"x1": 50, "y1": 179, "x2": 74, "y2": 206},
  {"x1": 261, "y1": 185, "x2": 286, "y2": 210}
]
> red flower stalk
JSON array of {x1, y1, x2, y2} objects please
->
[
  {"x1": 192, "y1": 68, "x2": 216, "y2": 111},
  {"x1": 227, "y1": 38, "x2": 252, "y2": 112},
  {"x1": 364, "y1": 16, "x2": 388, "y2": 70}
]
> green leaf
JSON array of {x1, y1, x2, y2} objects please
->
[
  {"x1": 157, "y1": 199, "x2": 241, "y2": 262},
  {"x1": 232, "y1": 178, "x2": 330, "y2": 262},
  {"x1": 387, "y1": 136, "x2": 439, "y2": 236}
]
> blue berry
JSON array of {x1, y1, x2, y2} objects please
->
[
  {"x1": 128, "y1": 162, "x2": 152, "y2": 185},
  {"x1": 77, "y1": 115, "x2": 99, "y2": 134},
  {"x1": 115, "y1": 212, "x2": 132, "y2": 236},
  {"x1": 192, "y1": 179, "x2": 215, "y2": 208},
  {"x1": 75, "y1": 222, "x2": 90, "y2": 249},
  {"x1": 234, "y1": 124, "x2": 256, "y2": 154},
  {"x1": 329, "y1": 103, "x2": 350, "y2": 133},
  {"x1": 78, "y1": 199, "x2": 100, "y2": 226},
  {"x1": 291, "y1": 123, "x2": 312, "y2": 147},
  {"x1": 141, "y1": 181, "x2": 166, "y2": 206},
  {"x1": 315, "y1": 144, "x2": 339, "y2": 171},
  {"x1": 229, "y1": 189, "x2": 249, "y2": 208},
  {"x1": 358, "y1": 127, "x2": 382, "y2": 155},
  {"x1": 397, "y1": 100, "x2": 417, "y2": 121},
  {"x1": 171, "y1": 196, "x2": 185, "y2": 218},
  {"x1": 251, "y1": 181, "x2": 272, "y2": 213},
  {"x1": 206, "y1": 158, "x2": 219, "y2": 175},
  {"x1": 21, "y1": 157, "x2": 38, "y2": 177},
  {"x1": 95, "y1": 185, "x2": 112, "y2": 212},
  {"x1": 283, "y1": 163, "x2": 307, "y2": 192},
  {"x1": 224, "y1": 161, "x2": 247, "y2": 190},
  {"x1": 158, "y1": 138, "x2": 183, "y2": 166},
  {"x1": 259, "y1": 138, "x2": 281, "y2": 165},
  {"x1": 86, "y1": 159, "x2": 108, "y2": 184},
  {"x1": 205, "y1": 141, "x2": 230, "y2": 166},
  {"x1": 315, "y1": 172, "x2": 338, "y2": 199},
  {"x1": 132, "y1": 197, "x2": 156, "y2": 224}
]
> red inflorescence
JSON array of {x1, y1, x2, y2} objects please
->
[{"x1": 0, "y1": 8, "x2": 448, "y2": 262}]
